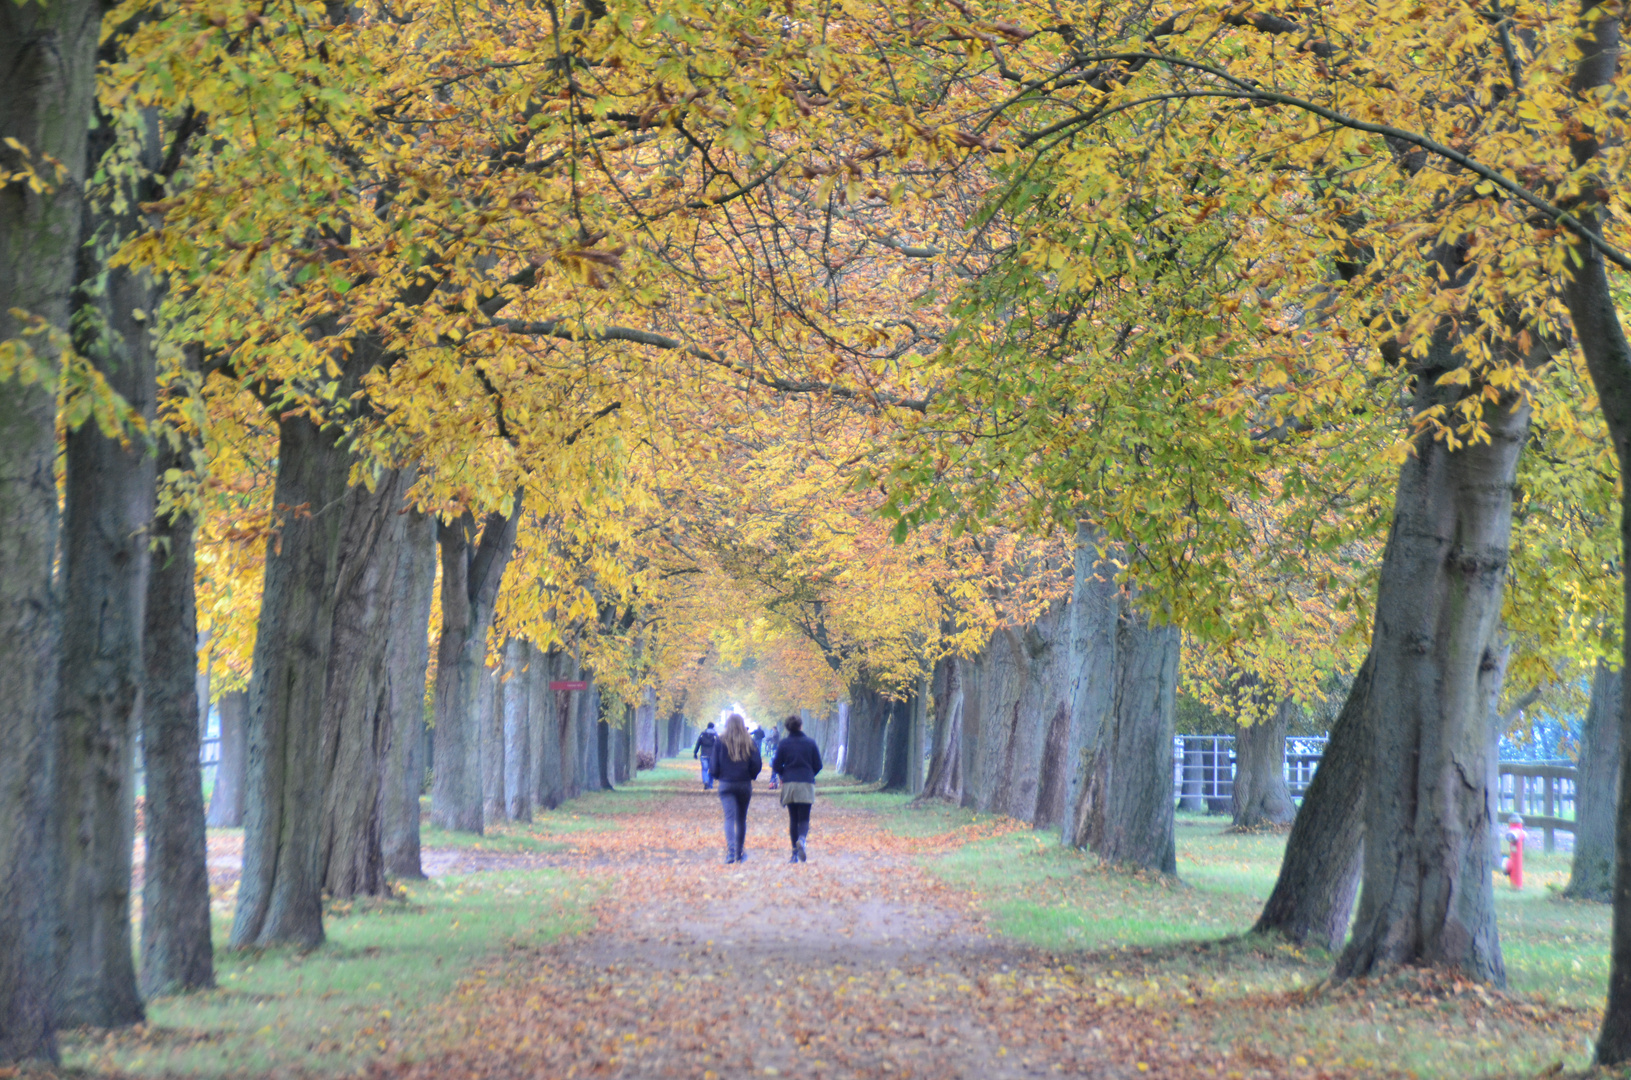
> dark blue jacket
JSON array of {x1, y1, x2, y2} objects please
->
[
  {"x1": 709, "y1": 740, "x2": 762, "y2": 783},
  {"x1": 771, "y1": 733, "x2": 823, "y2": 784},
  {"x1": 693, "y1": 729, "x2": 717, "y2": 759}
]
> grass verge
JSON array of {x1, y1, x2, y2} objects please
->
[
  {"x1": 907, "y1": 807, "x2": 1610, "y2": 1077},
  {"x1": 63, "y1": 869, "x2": 593, "y2": 1078}
]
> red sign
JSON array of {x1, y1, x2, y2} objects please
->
[{"x1": 549, "y1": 680, "x2": 588, "y2": 692}]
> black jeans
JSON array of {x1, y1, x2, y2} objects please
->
[
  {"x1": 787, "y1": 802, "x2": 811, "y2": 844},
  {"x1": 717, "y1": 781, "x2": 752, "y2": 857}
]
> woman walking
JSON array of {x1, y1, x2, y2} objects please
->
[
  {"x1": 770, "y1": 715, "x2": 822, "y2": 862},
  {"x1": 709, "y1": 713, "x2": 762, "y2": 864}
]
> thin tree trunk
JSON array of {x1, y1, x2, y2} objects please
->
[
  {"x1": 1560, "y1": 12, "x2": 1631, "y2": 1057},
  {"x1": 230, "y1": 410, "x2": 354, "y2": 950},
  {"x1": 382, "y1": 510, "x2": 435, "y2": 880},
  {"x1": 318, "y1": 472, "x2": 411, "y2": 900},
  {"x1": 139, "y1": 436, "x2": 214, "y2": 997},
  {"x1": 0, "y1": 0, "x2": 102, "y2": 1055},
  {"x1": 1566, "y1": 661, "x2": 1620, "y2": 902},
  {"x1": 1333, "y1": 319, "x2": 1528, "y2": 986},
  {"x1": 55, "y1": 117, "x2": 161, "y2": 1019},
  {"x1": 502, "y1": 638, "x2": 531, "y2": 821},
  {"x1": 1253, "y1": 654, "x2": 1372, "y2": 951},
  {"x1": 206, "y1": 691, "x2": 247, "y2": 828},
  {"x1": 1078, "y1": 600, "x2": 1181, "y2": 874},
  {"x1": 597, "y1": 712, "x2": 614, "y2": 791},
  {"x1": 429, "y1": 504, "x2": 521, "y2": 834},
  {"x1": 1232, "y1": 699, "x2": 1297, "y2": 829}
]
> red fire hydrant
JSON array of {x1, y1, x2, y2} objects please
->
[{"x1": 1501, "y1": 816, "x2": 1525, "y2": 890}]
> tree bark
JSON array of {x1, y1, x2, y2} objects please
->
[
  {"x1": 479, "y1": 662, "x2": 505, "y2": 823},
  {"x1": 429, "y1": 504, "x2": 521, "y2": 834},
  {"x1": 0, "y1": 0, "x2": 102, "y2": 1056},
  {"x1": 382, "y1": 510, "x2": 435, "y2": 880},
  {"x1": 206, "y1": 691, "x2": 247, "y2": 828},
  {"x1": 318, "y1": 472, "x2": 412, "y2": 900},
  {"x1": 1566, "y1": 661, "x2": 1620, "y2": 902},
  {"x1": 881, "y1": 690, "x2": 916, "y2": 793},
  {"x1": 1077, "y1": 600, "x2": 1181, "y2": 874},
  {"x1": 922, "y1": 656, "x2": 964, "y2": 802},
  {"x1": 1332, "y1": 322, "x2": 1528, "y2": 986},
  {"x1": 1060, "y1": 523, "x2": 1118, "y2": 841},
  {"x1": 597, "y1": 712, "x2": 614, "y2": 791},
  {"x1": 502, "y1": 639, "x2": 533, "y2": 821},
  {"x1": 55, "y1": 112, "x2": 161, "y2": 1019},
  {"x1": 529, "y1": 646, "x2": 565, "y2": 810},
  {"x1": 1254, "y1": 653, "x2": 1372, "y2": 951},
  {"x1": 575, "y1": 682, "x2": 599, "y2": 791},
  {"x1": 139, "y1": 438, "x2": 214, "y2": 998},
  {"x1": 230, "y1": 409, "x2": 354, "y2": 950},
  {"x1": 1231, "y1": 699, "x2": 1297, "y2": 829},
  {"x1": 845, "y1": 685, "x2": 890, "y2": 783}
]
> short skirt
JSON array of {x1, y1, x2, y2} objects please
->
[{"x1": 779, "y1": 781, "x2": 816, "y2": 805}]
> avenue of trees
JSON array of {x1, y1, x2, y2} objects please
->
[{"x1": 6, "y1": 0, "x2": 1631, "y2": 1068}]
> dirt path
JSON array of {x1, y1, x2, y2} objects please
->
[{"x1": 372, "y1": 769, "x2": 1257, "y2": 1080}]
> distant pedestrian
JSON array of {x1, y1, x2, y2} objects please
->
[
  {"x1": 709, "y1": 713, "x2": 763, "y2": 864},
  {"x1": 751, "y1": 724, "x2": 766, "y2": 754},
  {"x1": 770, "y1": 714, "x2": 822, "y2": 863},
  {"x1": 693, "y1": 722, "x2": 719, "y2": 790},
  {"x1": 765, "y1": 726, "x2": 782, "y2": 789}
]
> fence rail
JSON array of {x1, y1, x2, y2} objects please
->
[{"x1": 1174, "y1": 737, "x2": 1580, "y2": 845}]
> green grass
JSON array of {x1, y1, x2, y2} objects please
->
[
  {"x1": 65, "y1": 870, "x2": 592, "y2": 1078},
  {"x1": 904, "y1": 807, "x2": 1613, "y2": 1077}
]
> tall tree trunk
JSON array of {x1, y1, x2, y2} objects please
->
[
  {"x1": 502, "y1": 638, "x2": 532, "y2": 821},
  {"x1": 479, "y1": 663, "x2": 505, "y2": 823},
  {"x1": 230, "y1": 410, "x2": 353, "y2": 950},
  {"x1": 1232, "y1": 699, "x2": 1297, "y2": 829},
  {"x1": 597, "y1": 712, "x2": 614, "y2": 791},
  {"x1": 318, "y1": 472, "x2": 411, "y2": 900},
  {"x1": 1560, "y1": 11, "x2": 1631, "y2": 1058},
  {"x1": 1254, "y1": 654, "x2": 1372, "y2": 951},
  {"x1": 139, "y1": 435, "x2": 214, "y2": 997},
  {"x1": 1333, "y1": 327, "x2": 1528, "y2": 985},
  {"x1": 846, "y1": 685, "x2": 890, "y2": 783},
  {"x1": 922, "y1": 656, "x2": 964, "y2": 802},
  {"x1": 382, "y1": 510, "x2": 435, "y2": 880},
  {"x1": 1566, "y1": 661, "x2": 1621, "y2": 902},
  {"x1": 0, "y1": 0, "x2": 102, "y2": 1056},
  {"x1": 664, "y1": 709, "x2": 685, "y2": 759},
  {"x1": 55, "y1": 111, "x2": 161, "y2": 1019},
  {"x1": 1063, "y1": 523, "x2": 1119, "y2": 844},
  {"x1": 529, "y1": 646, "x2": 563, "y2": 810},
  {"x1": 430, "y1": 504, "x2": 520, "y2": 834},
  {"x1": 1077, "y1": 600, "x2": 1181, "y2": 874},
  {"x1": 965, "y1": 599, "x2": 1086, "y2": 824},
  {"x1": 206, "y1": 691, "x2": 247, "y2": 828},
  {"x1": 881, "y1": 691, "x2": 916, "y2": 792},
  {"x1": 576, "y1": 682, "x2": 600, "y2": 791}
]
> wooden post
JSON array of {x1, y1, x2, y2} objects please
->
[{"x1": 1544, "y1": 775, "x2": 1555, "y2": 854}]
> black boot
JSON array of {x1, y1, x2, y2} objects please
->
[{"x1": 788, "y1": 844, "x2": 800, "y2": 864}]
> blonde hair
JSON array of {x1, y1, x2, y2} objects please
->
[{"x1": 720, "y1": 713, "x2": 754, "y2": 761}]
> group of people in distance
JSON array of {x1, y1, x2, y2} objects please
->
[{"x1": 692, "y1": 714, "x2": 823, "y2": 864}]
